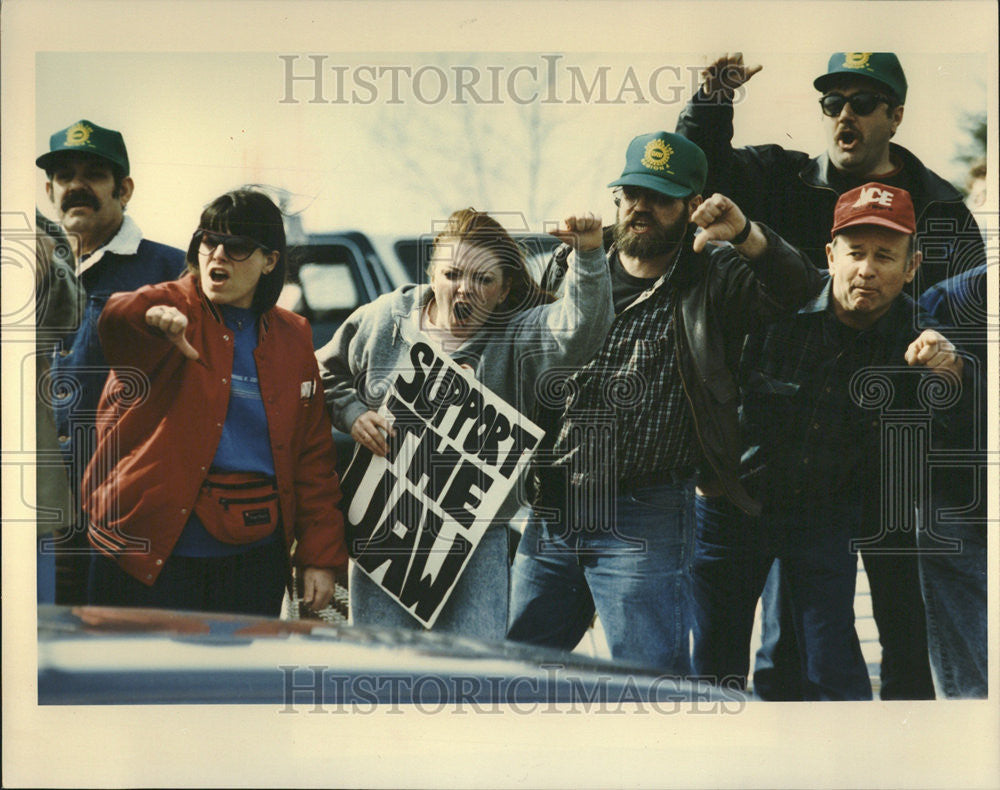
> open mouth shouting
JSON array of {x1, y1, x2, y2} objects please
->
[
  {"x1": 208, "y1": 267, "x2": 231, "y2": 285},
  {"x1": 452, "y1": 301, "x2": 474, "y2": 322},
  {"x1": 628, "y1": 213, "x2": 659, "y2": 235},
  {"x1": 835, "y1": 126, "x2": 860, "y2": 153}
]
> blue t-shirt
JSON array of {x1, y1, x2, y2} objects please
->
[{"x1": 173, "y1": 305, "x2": 278, "y2": 557}]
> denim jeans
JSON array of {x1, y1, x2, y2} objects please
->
[
  {"x1": 753, "y1": 518, "x2": 935, "y2": 700},
  {"x1": 917, "y1": 514, "x2": 988, "y2": 698},
  {"x1": 691, "y1": 494, "x2": 872, "y2": 700},
  {"x1": 37, "y1": 536, "x2": 56, "y2": 604},
  {"x1": 506, "y1": 480, "x2": 694, "y2": 674},
  {"x1": 350, "y1": 523, "x2": 510, "y2": 642},
  {"x1": 751, "y1": 563, "x2": 805, "y2": 700}
]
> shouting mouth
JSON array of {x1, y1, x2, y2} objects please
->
[
  {"x1": 628, "y1": 214, "x2": 658, "y2": 235},
  {"x1": 452, "y1": 302, "x2": 473, "y2": 321},
  {"x1": 208, "y1": 268, "x2": 231, "y2": 285},
  {"x1": 836, "y1": 128, "x2": 860, "y2": 151}
]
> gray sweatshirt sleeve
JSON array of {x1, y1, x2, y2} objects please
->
[
  {"x1": 512, "y1": 244, "x2": 613, "y2": 369},
  {"x1": 315, "y1": 305, "x2": 373, "y2": 434}
]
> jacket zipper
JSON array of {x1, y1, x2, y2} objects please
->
[
  {"x1": 219, "y1": 493, "x2": 279, "y2": 510},
  {"x1": 202, "y1": 478, "x2": 277, "y2": 491}
]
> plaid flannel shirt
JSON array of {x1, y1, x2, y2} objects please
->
[{"x1": 535, "y1": 248, "x2": 698, "y2": 520}]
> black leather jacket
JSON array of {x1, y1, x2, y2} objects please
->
[
  {"x1": 543, "y1": 224, "x2": 823, "y2": 515},
  {"x1": 675, "y1": 87, "x2": 984, "y2": 292}
]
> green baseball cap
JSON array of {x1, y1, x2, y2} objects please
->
[
  {"x1": 36, "y1": 119, "x2": 130, "y2": 176},
  {"x1": 814, "y1": 53, "x2": 907, "y2": 104},
  {"x1": 608, "y1": 131, "x2": 707, "y2": 199}
]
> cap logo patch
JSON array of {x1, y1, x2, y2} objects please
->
[
  {"x1": 842, "y1": 53, "x2": 873, "y2": 71},
  {"x1": 65, "y1": 121, "x2": 94, "y2": 147},
  {"x1": 852, "y1": 185, "x2": 894, "y2": 209},
  {"x1": 641, "y1": 139, "x2": 673, "y2": 172}
]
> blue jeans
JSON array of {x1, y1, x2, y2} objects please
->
[
  {"x1": 751, "y1": 563, "x2": 805, "y2": 700},
  {"x1": 37, "y1": 536, "x2": 57, "y2": 604},
  {"x1": 350, "y1": 523, "x2": 510, "y2": 642},
  {"x1": 754, "y1": 517, "x2": 935, "y2": 700},
  {"x1": 691, "y1": 494, "x2": 872, "y2": 700},
  {"x1": 507, "y1": 481, "x2": 694, "y2": 674},
  {"x1": 917, "y1": 514, "x2": 988, "y2": 698}
]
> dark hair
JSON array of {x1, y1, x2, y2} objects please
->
[
  {"x1": 186, "y1": 188, "x2": 287, "y2": 313},
  {"x1": 967, "y1": 157, "x2": 986, "y2": 187},
  {"x1": 428, "y1": 208, "x2": 554, "y2": 324}
]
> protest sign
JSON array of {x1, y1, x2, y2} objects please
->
[{"x1": 340, "y1": 340, "x2": 544, "y2": 627}]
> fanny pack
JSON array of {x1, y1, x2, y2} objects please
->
[{"x1": 193, "y1": 471, "x2": 280, "y2": 545}]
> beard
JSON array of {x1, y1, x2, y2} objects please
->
[{"x1": 612, "y1": 207, "x2": 689, "y2": 259}]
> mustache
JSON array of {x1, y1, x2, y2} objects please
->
[
  {"x1": 61, "y1": 191, "x2": 101, "y2": 212},
  {"x1": 626, "y1": 211, "x2": 661, "y2": 230}
]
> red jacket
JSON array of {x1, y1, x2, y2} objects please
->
[{"x1": 82, "y1": 273, "x2": 347, "y2": 585}]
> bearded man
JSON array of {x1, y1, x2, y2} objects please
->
[{"x1": 505, "y1": 131, "x2": 822, "y2": 673}]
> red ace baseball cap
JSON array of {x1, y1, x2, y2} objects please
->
[{"x1": 831, "y1": 182, "x2": 916, "y2": 237}]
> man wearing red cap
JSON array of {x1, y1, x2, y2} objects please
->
[
  {"x1": 689, "y1": 183, "x2": 968, "y2": 699},
  {"x1": 675, "y1": 52, "x2": 985, "y2": 700},
  {"x1": 37, "y1": 120, "x2": 186, "y2": 603}
]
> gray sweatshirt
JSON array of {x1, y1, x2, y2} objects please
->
[{"x1": 316, "y1": 246, "x2": 613, "y2": 437}]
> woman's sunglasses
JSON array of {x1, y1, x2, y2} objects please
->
[
  {"x1": 193, "y1": 229, "x2": 272, "y2": 262},
  {"x1": 819, "y1": 91, "x2": 891, "y2": 118}
]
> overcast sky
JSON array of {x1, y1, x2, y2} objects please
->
[{"x1": 32, "y1": 47, "x2": 989, "y2": 247}]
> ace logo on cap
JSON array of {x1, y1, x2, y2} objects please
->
[
  {"x1": 852, "y1": 185, "x2": 895, "y2": 209},
  {"x1": 831, "y1": 182, "x2": 916, "y2": 237}
]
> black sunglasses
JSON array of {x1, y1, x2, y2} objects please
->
[
  {"x1": 819, "y1": 91, "x2": 891, "y2": 117},
  {"x1": 193, "y1": 229, "x2": 272, "y2": 262}
]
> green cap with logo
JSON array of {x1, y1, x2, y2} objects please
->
[
  {"x1": 608, "y1": 131, "x2": 708, "y2": 199},
  {"x1": 814, "y1": 53, "x2": 907, "y2": 104},
  {"x1": 36, "y1": 119, "x2": 130, "y2": 176}
]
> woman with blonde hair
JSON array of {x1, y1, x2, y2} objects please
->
[{"x1": 318, "y1": 207, "x2": 611, "y2": 639}]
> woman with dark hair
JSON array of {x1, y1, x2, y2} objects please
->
[
  {"x1": 317, "y1": 208, "x2": 612, "y2": 640},
  {"x1": 83, "y1": 188, "x2": 347, "y2": 615}
]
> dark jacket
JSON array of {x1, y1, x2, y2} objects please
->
[
  {"x1": 83, "y1": 274, "x2": 348, "y2": 585},
  {"x1": 739, "y1": 281, "x2": 970, "y2": 509},
  {"x1": 675, "y1": 88, "x2": 984, "y2": 291},
  {"x1": 543, "y1": 224, "x2": 823, "y2": 515}
]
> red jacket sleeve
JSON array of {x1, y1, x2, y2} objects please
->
[
  {"x1": 286, "y1": 320, "x2": 349, "y2": 570},
  {"x1": 98, "y1": 278, "x2": 195, "y2": 375}
]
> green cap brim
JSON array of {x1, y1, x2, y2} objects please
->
[
  {"x1": 35, "y1": 149, "x2": 127, "y2": 174},
  {"x1": 608, "y1": 173, "x2": 694, "y2": 199}
]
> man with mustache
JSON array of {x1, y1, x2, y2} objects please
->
[
  {"x1": 690, "y1": 183, "x2": 968, "y2": 699},
  {"x1": 506, "y1": 132, "x2": 821, "y2": 673},
  {"x1": 37, "y1": 120, "x2": 185, "y2": 603},
  {"x1": 676, "y1": 52, "x2": 985, "y2": 700}
]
